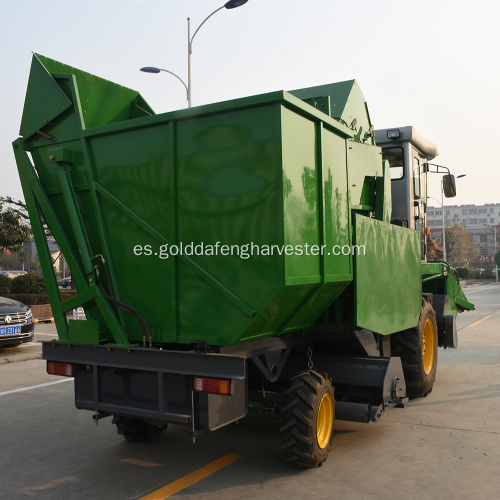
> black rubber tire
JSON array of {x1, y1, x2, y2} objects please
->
[
  {"x1": 391, "y1": 300, "x2": 438, "y2": 398},
  {"x1": 280, "y1": 370, "x2": 335, "y2": 468},
  {"x1": 112, "y1": 416, "x2": 167, "y2": 442}
]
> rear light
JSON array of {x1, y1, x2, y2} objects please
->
[
  {"x1": 193, "y1": 377, "x2": 231, "y2": 395},
  {"x1": 47, "y1": 361, "x2": 74, "y2": 377}
]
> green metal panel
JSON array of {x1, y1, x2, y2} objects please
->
[
  {"x1": 347, "y1": 141, "x2": 384, "y2": 210},
  {"x1": 19, "y1": 55, "x2": 72, "y2": 139},
  {"x1": 289, "y1": 80, "x2": 373, "y2": 144},
  {"x1": 35, "y1": 54, "x2": 155, "y2": 129},
  {"x1": 278, "y1": 124, "x2": 354, "y2": 332},
  {"x1": 375, "y1": 160, "x2": 392, "y2": 224},
  {"x1": 68, "y1": 319, "x2": 100, "y2": 344},
  {"x1": 321, "y1": 127, "x2": 352, "y2": 281},
  {"x1": 422, "y1": 262, "x2": 474, "y2": 314},
  {"x1": 353, "y1": 214, "x2": 421, "y2": 335},
  {"x1": 421, "y1": 262, "x2": 444, "y2": 275},
  {"x1": 90, "y1": 124, "x2": 174, "y2": 343},
  {"x1": 281, "y1": 107, "x2": 321, "y2": 285},
  {"x1": 174, "y1": 105, "x2": 283, "y2": 344}
]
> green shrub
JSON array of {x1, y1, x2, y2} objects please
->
[
  {"x1": 6, "y1": 293, "x2": 49, "y2": 305},
  {"x1": 11, "y1": 273, "x2": 47, "y2": 294},
  {"x1": 0, "y1": 274, "x2": 12, "y2": 295},
  {"x1": 6, "y1": 291, "x2": 75, "y2": 305},
  {"x1": 456, "y1": 267, "x2": 469, "y2": 279}
]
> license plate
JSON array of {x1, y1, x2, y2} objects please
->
[{"x1": 0, "y1": 325, "x2": 22, "y2": 337}]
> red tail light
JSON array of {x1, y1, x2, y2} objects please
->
[
  {"x1": 47, "y1": 361, "x2": 74, "y2": 377},
  {"x1": 193, "y1": 377, "x2": 231, "y2": 395}
]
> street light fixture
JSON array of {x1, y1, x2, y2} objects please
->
[
  {"x1": 140, "y1": 67, "x2": 189, "y2": 101},
  {"x1": 140, "y1": 0, "x2": 249, "y2": 107}
]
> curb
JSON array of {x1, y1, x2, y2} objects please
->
[{"x1": 0, "y1": 353, "x2": 42, "y2": 365}]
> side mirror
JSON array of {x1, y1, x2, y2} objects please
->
[{"x1": 443, "y1": 174, "x2": 457, "y2": 198}]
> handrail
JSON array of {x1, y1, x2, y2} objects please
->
[{"x1": 427, "y1": 260, "x2": 460, "y2": 284}]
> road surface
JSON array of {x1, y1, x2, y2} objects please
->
[{"x1": 1, "y1": 284, "x2": 499, "y2": 499}]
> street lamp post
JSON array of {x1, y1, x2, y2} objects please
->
[
  {"x1": 428, "y1": 195, "x2": 445, "y2": 259},
  {"x1": 494, "y1": 223, "x2": 498, "y2": 283},
  {"x1": 440, "y1": 179, "x2": 446, "y2": 261},
  {"x1": 483, "y1": 221, "x2": 498, "y2": 282},
  {"x1": 141, "y1": 0, "x2": 249, "y2": 107}
]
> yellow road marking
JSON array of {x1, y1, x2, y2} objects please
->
[
  {"x1": 121, "y1": 458, "x2": 162, "y2": 468},
  {"x1": 139, "y1": 454, "x2": 242, "y2": 499},
  {"x1": 468, "y1": 314, "x2": 492, "y2": 328},
  {"x1": 19, "y1": 477, "x2": 80, "y2": 495}
]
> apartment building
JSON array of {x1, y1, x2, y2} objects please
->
[{"x1": 427, "y1": 203, "x2": 500, "y2": 264}]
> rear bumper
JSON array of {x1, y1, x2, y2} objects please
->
[
  {"x1": 0, "y1": 325, "x2": 34, "y2": 345},
  {"x1": 42, "y1": 342, "x2": 247, "y2": 431}
]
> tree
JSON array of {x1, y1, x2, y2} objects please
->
[
  {"x1": 0, "y1": 197, "x2": 32, "y2": 253},
  {"x1": 445, "y1": 220, "x2": 480, "y2": 268},
  {"x1": 495, "y1": 251, "x2": 500, "y2": 270},
  {"x1": 427, "y1": 233, "x2": 443, "y2": 260}
]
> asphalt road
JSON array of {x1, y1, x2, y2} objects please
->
[{"x1": 1, "y1": 284, "x2": 499, "y2": 499}]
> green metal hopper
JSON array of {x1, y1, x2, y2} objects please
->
[{"x1": 13, "y1": 54, "x2": 424, "y2": 348}]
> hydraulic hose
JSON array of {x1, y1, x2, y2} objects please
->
[{"x1": 94, "y1": 254, "x2": 153, "y2": 347}]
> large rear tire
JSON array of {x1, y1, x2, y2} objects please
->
[
  {"x1": 280, "y1": 370, "x2": 335, "y2": 468},
  {"x1": 112, "y1": 416, "x2": 167, "y2": 442},
  {"x1": 391, "y1": 300, "x2": 438, "y2": 398}
]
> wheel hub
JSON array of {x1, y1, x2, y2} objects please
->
[
  {"x1": 422, "y1": 318, "x2": 435, "y2": 375},
  {"x1": 316, "y1": 393, "x2": 334, "y2": 449}
]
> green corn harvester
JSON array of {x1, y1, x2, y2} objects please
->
[{"x1": 13, "y1": 54, "x2": 473, "y2": 467}]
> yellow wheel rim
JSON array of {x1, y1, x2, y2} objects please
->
[
  {"x1": 317, "y1": 393, "x2": 334, "y2": 449},
  {"x1": 422, "y1": 318, "x2": 435, "y2": 375}
]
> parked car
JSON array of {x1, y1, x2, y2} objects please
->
[
  {"x1": 0, "y1": 296, "x2": 34, "y2": 348},
  {"x1": 59, "y1": 276, "x2": 72, "y2": 288}
]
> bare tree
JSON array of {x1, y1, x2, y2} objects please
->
[{"x1": 445, "y1": 219, "x2": 480, "y2": 268}]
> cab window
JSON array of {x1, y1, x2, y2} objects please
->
[
  {"x1": 413, "y1": 156, "x2": 420, "y2": 199},
  {"x1": 382, "y1": 147, "x2": 404, "y2": 180}
]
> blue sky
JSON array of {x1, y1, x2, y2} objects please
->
[{"x1": 2, "y1": 0, "x2": 499, "y2": 207}]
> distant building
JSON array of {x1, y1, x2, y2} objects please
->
[
  {"x1": 25, "y1": 239, "x2": 69, "y2": 275},
  {"x1": 428, "y1": 203, "x2": 500, "y2": 265}
]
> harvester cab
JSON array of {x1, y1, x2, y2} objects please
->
[{"x1": 374, "y1": 126, "x2": 448, "y2": 260}]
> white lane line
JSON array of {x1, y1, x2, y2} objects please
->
[
  {"x1": 0, "y1": 378, "x2": 72, "y2": 397},
  {"x1": 464, "y1": 286, "x2": 498, "y2": 295}
]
